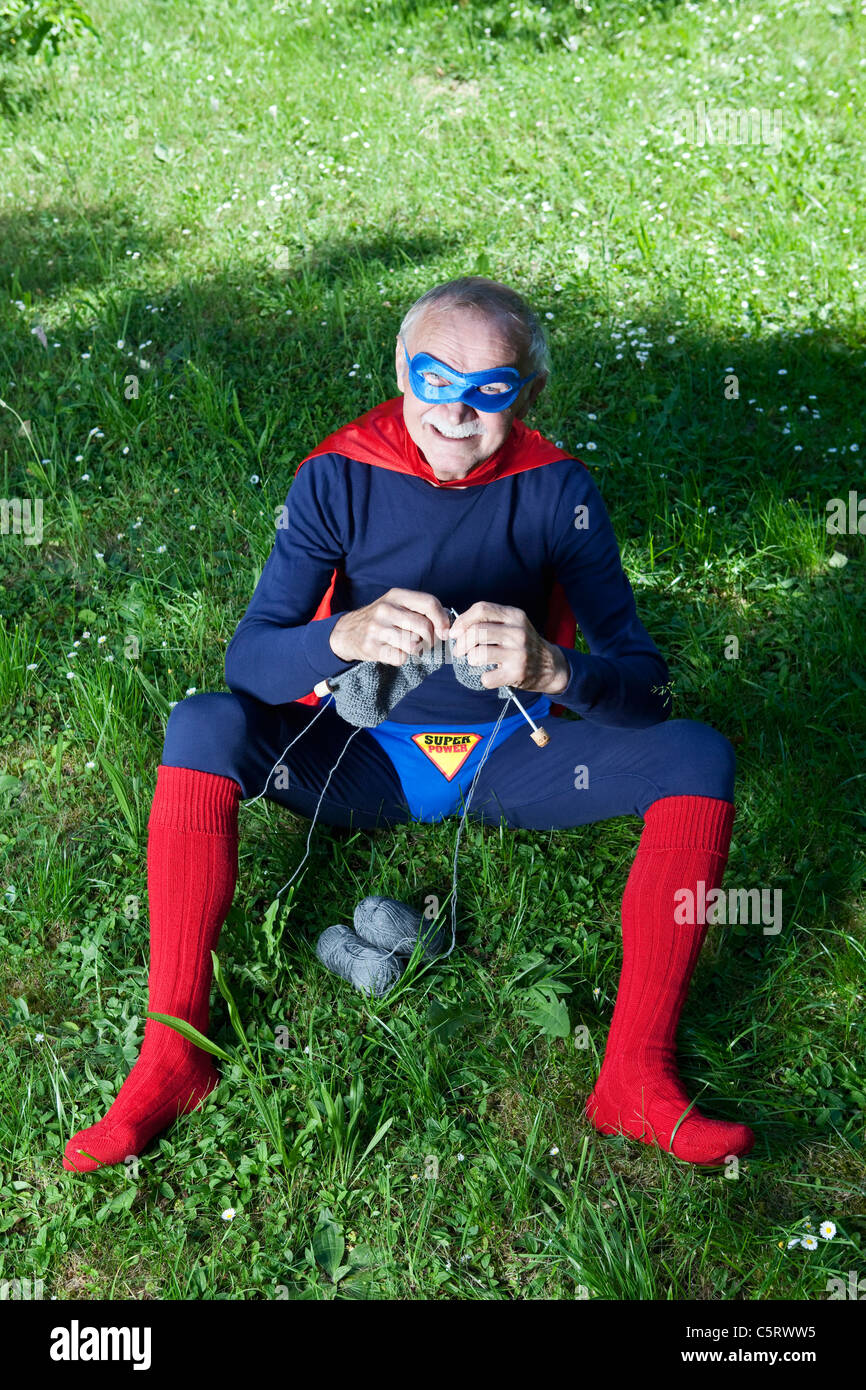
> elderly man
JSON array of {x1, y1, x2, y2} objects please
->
[{"x1": 63, "y1": 276, "x2": 755, "y2": 1174}]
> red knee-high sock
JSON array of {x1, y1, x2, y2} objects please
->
[
  {"x1": 63, "y1": 765, "x2": 241, "y2": 1173},
  {"x1": 585, "y1": 794, "x2": 755, "y2": 1166}
]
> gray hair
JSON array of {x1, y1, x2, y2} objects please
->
[{"x1": 398, "y1": 275, "x2": 551, "y2": 381}]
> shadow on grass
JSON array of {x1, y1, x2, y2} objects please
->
[{"x1": 0, "y1": 196, "x2": 179, "y2": 301}]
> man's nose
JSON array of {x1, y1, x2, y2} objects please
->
[{"x1": 442, "y1": 397, "x2": 477, "y2": 419}]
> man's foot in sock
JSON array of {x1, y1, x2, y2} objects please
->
[
  {"x1": 62, "y1": 1053, "x2": 218, "y2": 1173},
  {"x1": 585, "y1": 1060, "x2": 754, "y2": 1166}
]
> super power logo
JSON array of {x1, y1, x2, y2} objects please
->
[{"x1": 412, "y1": 731, "x2": 482, "y2": 780}]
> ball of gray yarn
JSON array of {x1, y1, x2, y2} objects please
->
[
  {"x1": 353, "y1": 896, "x2": 448, "y2": 959},
  {"x1": 315, "y1": 923, "x2": 404, "y2": 998}
]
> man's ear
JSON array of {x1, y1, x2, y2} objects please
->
[{"x1": 395, "y1": 335, "x2": 407, "y2": 394}]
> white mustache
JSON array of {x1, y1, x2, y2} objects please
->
[{"x1": 424, "y1": 414, "x2": 484, "y2": 439}]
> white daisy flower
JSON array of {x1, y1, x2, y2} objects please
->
[
  {"x1": 801, "y1": 1234, "x2": 818, "y2": 1250},
  {"x1": 819, "y1": 1221, "x2": 836, "y2": 1240},
  {"x1": 221, "y1": 1208, "x2": 236, "y2": 1221}
]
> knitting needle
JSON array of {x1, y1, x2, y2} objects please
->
[{"x1": 502, "y1": 685, "x2": 550, "y2": 747}]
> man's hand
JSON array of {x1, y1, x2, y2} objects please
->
[
  {"x1": 449, "y1": 601, "x2": 570, "y2": 695},
  {"x1": 329, "y1": 588, "x2": 451, "y2": 666}
]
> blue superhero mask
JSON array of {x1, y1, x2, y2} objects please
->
[{"x1": 399, "y1": 333, "x2": 538, "y2": 414}]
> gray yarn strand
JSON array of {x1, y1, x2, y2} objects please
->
[
  {"x1": 273, "y1": 708, "x2": 366, "y2": 900},
  {"x1": 353, "y1": 693, "x2": 516, "y2": 973},
  {"x1": 440, "y1": 693, "x2": 513, "y2": 960},
  {"x1": 243, "y1": 692, "x2": 336, "y2": 807}
]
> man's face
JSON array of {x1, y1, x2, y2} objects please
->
[{"x1": 394, "y1": 309, "x2": 545, "y2": 484}]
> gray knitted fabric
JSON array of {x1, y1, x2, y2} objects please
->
[
  {"x1": 315, "y1": 923, "x2": 404, "y2": 998},
  {"x1": 324, "y1": 622, "x2": 509, "y2": 728},
  {"x1": 353, "y1": 896, "x2": 448, "y2": 958}
]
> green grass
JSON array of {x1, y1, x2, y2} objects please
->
[{"x1": 1, "y1": 0, "x2": 864, "y2": 1300}]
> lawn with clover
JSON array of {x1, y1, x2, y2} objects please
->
[{"x1": 0, "y1": 0, "x2": 864, "y2": 1300}]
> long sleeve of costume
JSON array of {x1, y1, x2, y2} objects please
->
[
  {"x1": 546, "y1": 464, "x2": 672, "y2": 728},
  {"x1": 224, "y1": 460, "x2": 356, "y2": 706}
]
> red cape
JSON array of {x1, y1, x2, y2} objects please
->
[{"x1": 293, "y1": 395, "x2": 583, "y2": 716}]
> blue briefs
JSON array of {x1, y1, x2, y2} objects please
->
[{"x1": 365, "y1": 694, "x2": 551, "y2": 823}]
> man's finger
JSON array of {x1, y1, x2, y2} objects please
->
[
  {"x1": 375, "y1": 601, "x2": 442, "y2": 651},
  {"x1": 453, "y1": 621, "x2": 522, "y2": 660},
  {"x1": 458, "y1": 639, "x2": 515, "y2": 668},
  {"x1": 385, "y1": 588, "x2": 451, "y2": 638},
  {"x1": 377, "y1": 621, "x2": 434, "y2": 661},
  {"x1": 451, "y1": 601, "x2": 520, "y2": 641},
  {"x1": 450, "y1": 600, "x2": 498, "y2": 633}
]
